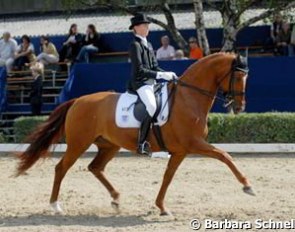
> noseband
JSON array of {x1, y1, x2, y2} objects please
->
[{"x1": 217, "y1": 57, "x2": 249, "y2": 107}]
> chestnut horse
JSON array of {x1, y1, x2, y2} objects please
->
[{"x1": 16, "y1": 52, "x2": 254, "y2": 216}]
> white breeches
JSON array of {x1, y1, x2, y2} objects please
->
[
  {"x1": 0, "y1": 58, "x2": 14, "y2": 72},
  {"x1": 37, "y1": 53, "x2": 59, "y2": 65},
  {"x1": 136, "y1": 85, "x2": 157, "y2": 117}
]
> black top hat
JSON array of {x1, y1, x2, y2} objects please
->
[{"x1": 129, "y1": 14, "x2": 150, "y2": 30}]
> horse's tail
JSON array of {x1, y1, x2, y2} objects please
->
[{"x1": 16, "y1": 99, "x2": 76, "y2": 176}]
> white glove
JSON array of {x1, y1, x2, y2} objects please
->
[{"x1": 156, "y1": 72, "x2": 177, "y2": 81}]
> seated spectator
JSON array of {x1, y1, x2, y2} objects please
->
[
  {"x1": 29, "y1": 62, "x2": 43, "y2": 115},
  {"x1": 188, "y1": 37, "x2": 203, "y2": 60},
  {"x1": 156, "y1": 35, "x2": 175, "y2": 60},
  {"x1": 76, "y1": 24, "x2": 100, "y2": 63},
  {"x1": 13, "y1": 35, "x2": 36, "y2": 71},
  {"x1": 59, "y1": 24, "x2": 83, "y2": 62},
  {"x1": 173, "y1": 49, "x2": 188, "y2": 60},
  {"x1": 36, "y1": 35, "x2": 59, "y2": 65},
  {"x1": 0, "y1": 31, "x2": 17, "y2": 72},
  {"x1": 276, "y1": 22, "x2": 291, "y2": 56}
]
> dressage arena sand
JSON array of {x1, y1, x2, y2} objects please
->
[{"x1": 0, "y1": 153, "x2": 295, "y2": 232}]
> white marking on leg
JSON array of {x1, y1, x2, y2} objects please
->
[{"x1": 50, "y1": 201, "x2": 63, "y2": 214}]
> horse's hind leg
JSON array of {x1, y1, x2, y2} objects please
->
[
  {"x1": 88, "y1": 139, "x2": 120, "y2": 211},
  {"x1": 50, "y1": 143, "x2": 90, "y2": 214},
  {"x1": 194, "y1": 140, "x2": 255, "y2": 196}
]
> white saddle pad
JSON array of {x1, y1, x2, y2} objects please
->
[{"x1": 115, "y1": 84, "x2": 169, "y2": 128}]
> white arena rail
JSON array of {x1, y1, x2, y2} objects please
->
[{"x1": 1, "y1": 144, "x2": 295, "y2": 158}]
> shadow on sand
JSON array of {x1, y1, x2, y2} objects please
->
[{"x1": 0, "y1": 213, "x2": 171, "y2": 228}]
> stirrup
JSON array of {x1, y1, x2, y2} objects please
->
[{"x1": 137, "y1": 141, "x2": 151, "y2": 156}]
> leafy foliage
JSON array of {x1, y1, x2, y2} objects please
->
[{"x1": 0, "y1": 133, "x2": 6, "y2": 143}]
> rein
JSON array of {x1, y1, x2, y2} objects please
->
[{"x1": 176, "y1": 78, "x2": 229, "y2": 105}]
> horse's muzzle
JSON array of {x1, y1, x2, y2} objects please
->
[{"x1": 233, "y1": 105, "x2": 245, "y2": 114}]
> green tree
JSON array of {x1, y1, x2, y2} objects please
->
[
  {"x1": 61, "y1": 0, "x2": 190, "y2": 53},
  {"x1": 205, "y1": 0, "x2": 295, "y2": 51},
  {"x1": 62, "y1": 0, "x2": 295, "y2": 53}
]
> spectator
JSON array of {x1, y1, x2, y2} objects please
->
[
  {"x1": 36, "y1": 35, "x2": 59, "y2": 65},
  {"x1": 173, "y1": 49, "x2": 188, "y2": 60},
  {"x1": 271, "y1": 14, "x2": 284, "y2": 45},
  {"x1": 75, "y1": 24, "x2": 100, "y2": 63},
  {"x1": 290, "y1": 23, "x2": 295, "y2": 56},
  {"x1": 13, "y1": 35, "x2": 36, "y2": 71},
  {"x1": 59, "y1": 24, "x2": 83, "y2": 62},
  {"x1": 0, "y1": 31, "x2": 17, "y2": 72},
  {"x1": 156, "y1": 35, "x2": 175, "y2": 60},
  {"x1": 276, "y1": 22, "x2": 291, "y2": 56},
  {"x1": 29, "y1": 62, "x2": 43, "y2": 115},
  {"x1": 269, "y1": 14, "x2": 285, "y2": 54},
  {"x1": 188, "y1": 37, "x2": 203, "y2": 60}
]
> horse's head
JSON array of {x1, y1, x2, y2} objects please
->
[{"x1": 218, "y1": 54, "x2": 249, "y2": 114}]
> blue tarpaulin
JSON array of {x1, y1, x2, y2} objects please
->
[
  {"x1": 58, "y1": 60, "x2": 194, "y2": 103},
  {"x1": 1, "y1": 56, "x2": 294, "y2": 114},
  {"x1": 58, "y1": 57, "x2": 295, "y2": 113}
]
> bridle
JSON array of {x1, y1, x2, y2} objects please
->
[{"x1": 171, "y1": 56, "x2": 249, "y2": 109}]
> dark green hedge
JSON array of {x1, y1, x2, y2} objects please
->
[
  {"x1": 0, "y1": 133, "x2": 6, "y2": 143},
  {"x1": 14, "y1": 116, "x2": 48, "y2": 142},
  {"x1": 11, "y1": 113, "x2": 295, "y2": 143},
  {"x1": 207, "y1": 113, "x2": 295, "y2": 143}
]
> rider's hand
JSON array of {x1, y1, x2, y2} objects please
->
[{"x1": 156, "y1": 72, "x2": 177, "y2": 81}]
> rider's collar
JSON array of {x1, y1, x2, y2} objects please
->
[{"x1": 135, "y1": 34, "x2": 148, "y2": 48}]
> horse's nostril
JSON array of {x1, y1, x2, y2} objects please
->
[{"x1": 234, "y1": 106, "x2": 244, "y2": 114}]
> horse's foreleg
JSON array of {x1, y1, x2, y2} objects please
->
[
  {"x1": 194, "y1": 140, "x2": 255, "y2": 196},
  {"x1": 88, "y1": 144, "x2": 120, "y2": 211},
  {"x1": 155, "y1": 153, "x2": 186, "y2": 216}
]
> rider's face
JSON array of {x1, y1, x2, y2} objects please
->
[{"x1": 134, "y1": 23, "x2": 149, "y2": 37}]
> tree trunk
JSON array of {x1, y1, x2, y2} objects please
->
[
  {"x1": 161, "y1": 3, "x2": 189, "y2": 54},
  {"x1": 220, "y1": 0, "x2": 239, "y2": 52},
  {"x1": 222, "y1": 21, "x2": 238, "y2": 52},
  {"x1": 193, "y1": 0, "x2": 210, "y2": 55}
]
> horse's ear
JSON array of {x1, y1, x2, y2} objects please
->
[
  {"x1": 235, "y1": 53, "x2": 249, "y2": 73},
  {"x1": 236, "y1": 52, "x2": 242, "y2": 63},
  {"x1": 237, "y1": 51, "x2": 249, "y2": 66}
]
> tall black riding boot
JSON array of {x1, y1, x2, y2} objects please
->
[{"x1": 137, "y1": 115, "x2": 153, "y2": 155}]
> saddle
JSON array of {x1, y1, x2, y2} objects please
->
[
  {"x1": 115, "y1": 83, "x2": 170, "y2": 151},
  {"x1": 115, "y1": 83, "x2": 169, "y2": 128},
  {"x1": 130, "y1": 83, "x2": 164, "y2": 123}
]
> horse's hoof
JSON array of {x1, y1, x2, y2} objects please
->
[
  {"x1": 243, "y1": 186, "x2": 256, "y2": 196},
  {"x1": 111, "y1": 201, "x2": 120, "y2": 213},
  {"x1": 160, "y1": 211, "x2": 173, "y2": 216},
  {"x1": 50, "y1": 201, "x2": 63, "y2": 214}
]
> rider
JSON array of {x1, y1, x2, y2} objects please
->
[{"x1": 128, "y1": 13, "x2": 177, "y2": 155}]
